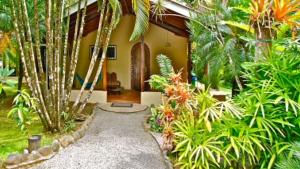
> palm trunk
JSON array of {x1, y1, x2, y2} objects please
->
[
  {"x1": 33, "y1": 0, "x2": 44, "y2": 75},
  {"x1": 64, "y1": 0, "x2": 84, "y2": 107},
  {"x1": 76, "y1": 10, "x2": 116, "y2": 115},
  {"x1": 11, "y1": 0, "x2": 120, "y2": 132},
  {"x1": 17, "y1": 57, "x2": 23, "y2": 90},
  {"x1": 65, "y1": 0, "x2": 88, "y2": 112},
  {"x1": 254, "y1": 26, "x2": 272, "y2": 61},
  {"x1": 11, "y1": 0, "x2": 50, "y2": 130},
  {"x1": 61, "y1": 4, "x2": 71, "y2": 109},
  {"x1": 19, "y1": 0, "x2": 53, "y2": 129},
  {"x1": 72, "y1": 1, "x2": 108, "y2": 109}
]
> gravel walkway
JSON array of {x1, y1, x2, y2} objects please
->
[{"x1": 34, "y1": 107, "x2": 166, "y2": 169}]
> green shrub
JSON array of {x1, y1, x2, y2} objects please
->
[
  {"x1": 148, "y1": 107, "x2": 163, "y2": 133},
  {"x1": 8, "y1": 89, "x2": 38, "y2": 132},
  {"x1": 235, "y1": 47, "x2": 300, "y2": 168},
  {"x1": 276, "y1": 142, "x2": 300, "y2": 169},
  {"x1": 149, "y1": 72, "x2": 262, "y2": 168},
  {"x1": 150, "y1": 46, "x2": 300, "y2": 168},
  {"x1": 0, "y1": 68, "x2": 17, "y2": 96}
]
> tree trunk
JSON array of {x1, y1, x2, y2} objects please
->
[
  {"x1": 254, "y1": 26, "x2": 272, "y2": 61},
  {"x1": 75, "y1": 9, "x2": 117, "y2": 115},
  {"x1": 72, "y1": 1, "x2": 108, "y2": 109},
  {"x1": 65, "y1": 0, "x2": 88, "y2": 113},
  {"x1": 11, "y1": 0, "x2": 121, "y2": 132},
  {"x1": 18, "y1": 57, "x2": 23, "y2": 90}
]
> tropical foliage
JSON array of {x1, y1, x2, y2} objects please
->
[
  {"x1": 150, "y1": 1, "x2": 300, "y2": 166},
  {"x1": 189, "y1": 1, "x2": 254, "y2": 90},
  {"x1": 149, "y1": 54, "x2": 174, "y2": 92},
  {"x1": 151, "y1": 43, "x2": 300, "y2": 168},
  {"x1": 8, "y1": 90, "x2": 38, "y2": 132},
  {"x1": 148, "y1": 107, "x2": 164, "y2": 133},
  {"x1": 7, "y1": 0, "x2": 122, "y2": 132},
  {"x1": 276, "y1": 142, "x2": 300, "y2": 169},
  {"x1": 235, "y1": 45, "x2": 300, "y2": 168},
  {"x1": 156, "y1": 54, "x2": 174, "y2": 78},
  {"x1": 0, "y1": 67, "x2": 16, "y2": 95}
]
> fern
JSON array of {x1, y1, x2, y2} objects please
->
[{"x1": 156, "y1": 54, "x2": 174, "y2": 78}]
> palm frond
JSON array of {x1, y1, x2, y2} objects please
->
[
  {"x1": 221, "y1": 20, "x2": 254, "y2": 33},
  {"x1": 151, "y1": 0, "x2": 166, "y2": 21},
  {"x1": 156, "y1": 54, "x2": 174, "y2": 78},
  {"x1": 108, "y1": 0, "x2": 122, "y2": 28},
  {"x1": 130, "y1": 0, "x2": 150, "y2": 41}
]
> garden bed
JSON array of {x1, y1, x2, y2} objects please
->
[
  {"x1": 0, "y1": 98, "x2": 95, "y2": 168},
  {"x1": 0, "y1": 98, "x2": 56, "y2": 160}
]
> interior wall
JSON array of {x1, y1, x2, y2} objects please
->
[{"x1": 76, "y1": 15, "x2": 188, "y2": 90}]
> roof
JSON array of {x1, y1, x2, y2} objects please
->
[
  {"x1": 68, "y1": 0, "x2": 192, "y2": 38},
  {"x1": 69, "y1": 0, "x2": 193, "y2": 17}
]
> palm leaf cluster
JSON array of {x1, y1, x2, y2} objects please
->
[
  {"x1": 0, "y1": 0, "x2": 13, "y2": 32},
  {"x1": 156, "y1": 54, "x2": 174, "y2": 78},
  {"x1": 130, "y1": 0, "x2": 150, "y2": 41},
  {"x1": 189, "y1": 1, "x2": 254, "y2": 89}
]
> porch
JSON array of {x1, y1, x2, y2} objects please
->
[{"x1": 70, "y1": 0, "x2": 191, "y2": 104}]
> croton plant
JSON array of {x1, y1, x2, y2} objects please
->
[{"x1": 149, "y1": 71, "x2": 241, "y2": 152}]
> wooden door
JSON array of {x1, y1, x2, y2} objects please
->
[{"x1": 131, "y1": 42, "x2": 150, "y2": 91}]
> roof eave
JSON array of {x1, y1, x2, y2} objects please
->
[{"x1": 68, "y1": 0, "x2": 194, "y2": 17}]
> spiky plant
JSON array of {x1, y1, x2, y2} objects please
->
[{"x1": 156, "y1": 54, "x2": 174, "y2": 78}]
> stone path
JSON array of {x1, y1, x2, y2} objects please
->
[{"x1": 34, "y1": 107, "x2": 166, "y2": 169}]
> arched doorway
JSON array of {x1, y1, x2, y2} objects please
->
[{"x1": 131, "y1": 42, "x2": 150, "y2": 91}]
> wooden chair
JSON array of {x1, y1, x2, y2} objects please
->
[{"x1": 107, "y1": 72, "x2": 121, "y2": 94}]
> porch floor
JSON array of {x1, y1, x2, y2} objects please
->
[{"x1": 107, "y1": 90, "x2": 141, "y2": 103}]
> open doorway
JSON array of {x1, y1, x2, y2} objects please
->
[{"x1": 107, "y1": 42, "x2": 150, "y2": 103}]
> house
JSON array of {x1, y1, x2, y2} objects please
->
[{"x1": 69, "y1": 0, "x2": 193, "y2": 104}]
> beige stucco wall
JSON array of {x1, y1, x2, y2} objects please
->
[
  {"x1": 77, "y1": 15, "x2": 188, "y2": 90},
  {"x1": 75, "y1": 31, "x2": 104, "y2": 89}
]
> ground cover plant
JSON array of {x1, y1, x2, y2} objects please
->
[
  {"x1": 0, "y1": 98, "x2": 55, "y2": 160},
  {"x1": 0, "y1": 95, "x2": 95, "y2": 160}
]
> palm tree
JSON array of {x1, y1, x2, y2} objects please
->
[
  {"x1": 188, "y1": 1, "x2": 253, "y2": 90},
  {"x1": 8, "y1": 0, "x2": 160, "y2": 132},
  {"x1": 129, "y1": 0, "x2": 150, "y2": 41},
  {"x1": 10, "y1": 0, "x2": 122, "y2": 132},
  {"x1": 0, "y1": 0, "x2": 46, "y2": 90}
]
